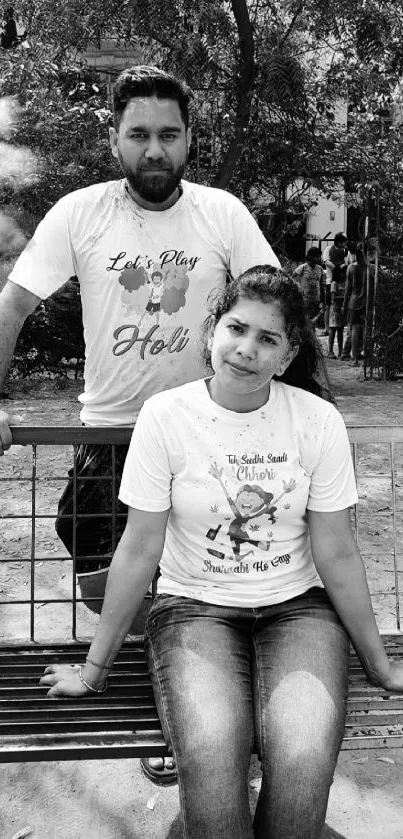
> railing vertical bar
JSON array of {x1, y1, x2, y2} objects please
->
[
  {"x1": 30, "y1": 445, "x2": 37, "y2": 642},
  {"x1": 352, "y1": 443, "x2": 359, "y2": 546},
  {"x1": 71, "y1": 446, "x2": 78, "y2": 641},
  {"x1": 390, "y1": 442, "x2": 400, "y2": 631},
  {"x1": 111, "y1": 445, "x2": 116, "y2": 555}
]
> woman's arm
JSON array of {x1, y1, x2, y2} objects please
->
[
  {"x1": 308, "y1": 508, "x2": 403, "y2": 692},
  {"x1": 40, "y1": 505, "x2": 169, "y2": 696}
]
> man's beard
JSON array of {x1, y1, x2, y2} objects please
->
[{"x1": 118, "y1": 151, "x2": 186, "y2": 204}]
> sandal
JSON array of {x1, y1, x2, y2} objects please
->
[{"x1": 140, "y1": 756, "x2": 178, "y2": 786}]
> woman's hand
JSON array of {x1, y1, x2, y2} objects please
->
[
  {"x1": 0, "y1": 409, "x2": 12, "y2": 456},
  {"x1": 379, "y1": 660, "x2": 403, "y2": 693},
  {"x1": 39, "y1": 664, "x2": 96, "y2": 697}
]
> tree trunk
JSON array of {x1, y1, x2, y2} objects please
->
[{"x1": 212, "y1": 0, "x2": 255, "y2": 190}]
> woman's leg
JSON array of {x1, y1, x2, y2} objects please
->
[
  {"x1": 351, "y1": 324, "x2": 361, "y2": 362},
  {"x1": 341, "y1": 323, "x2": 352, "y2": 359},
  {"x1": 328, "y1": 327, "x2": 336, "y2": 357},
  {"x1": 145, "y1": 595, "x2": 255, "y2": 839},
  {"x1": 336, "y1": 326, "x2": 344, "y2": 356},
  {"x1": 252, "y1": 588, "x2": 350, "y2": 839}
]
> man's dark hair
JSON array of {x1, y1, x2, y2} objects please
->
[
  {"x1": 113, "y1": 65, "x2": 193, "y2": 130},
  {"x1": 334, "y1": 232, "x2": 347, "y2": 247},
  {"x1": 306, "y1": 247, "x2": 320, "y2": 260}
]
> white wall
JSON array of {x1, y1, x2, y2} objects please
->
[{"x1": 306, "y1": 190, "x2": 347, "y2": 251}]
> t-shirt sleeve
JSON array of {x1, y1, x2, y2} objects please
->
[
  {"x1": 228, "y1": 198, "x2": 281, "y2": 275},
  {"x1": 118, "y1": 401, "x2": 172, "y2": 512},
  {"x1": 8, "y1": 199, "x2": 76, "y2": 299},
  {"x1": 294, "y1": 264, "x2": 304, "y2": 277},
  {"x1": 307, "y1": 407, "x2": 358, "y2": 511}
]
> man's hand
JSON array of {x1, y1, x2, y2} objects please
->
[{"x1": 0, "y1": 409, "x2": 12, "y2": 455}]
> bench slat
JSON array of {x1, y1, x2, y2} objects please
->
[
  {"x1": 342, "y1": 734, "x2": 403, "y2": 750},
  {"x1": 0, "y1": 733, "x2": 169, "y2": 763}
]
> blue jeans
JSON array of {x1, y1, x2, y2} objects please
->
[{"x1": 145, "y1": 587, "x2": 350, "y2": 839}]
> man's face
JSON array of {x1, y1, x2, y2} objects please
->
[{"x1": 109, "y1": 96, "x2": 191, "y2": 208}]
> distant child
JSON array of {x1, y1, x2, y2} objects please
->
[{"x1": 293, "y1": 247, "x2": 325, "y2": 323}]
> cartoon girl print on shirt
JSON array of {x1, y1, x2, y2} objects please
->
[{"x1": 207, "y1": 461, "x2": 296, "y2": 560}]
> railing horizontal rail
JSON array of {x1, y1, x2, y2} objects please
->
[
  {"x1": 9, "y1": 426, "x2": 132, "y2": 445},
  {"x1": 6, "y1": 424, "x2": 403, "y2": 445},
  {"x1": 346, "y1": 425, "x2": 403, "y2": 443}
]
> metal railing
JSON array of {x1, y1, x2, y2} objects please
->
[
  {"x1": 0, "y1": 425, "x2": 402, "y2": 644},
  {"x1": 1, "y1": 427, "x2": 131, "y2": 644}
]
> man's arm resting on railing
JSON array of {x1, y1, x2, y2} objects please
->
[
  {"x1": 40, "y1": 506, "x2": 170, "y2": 697},
  {"x1": 308, "y1": 508, "x2": 403, "y2": 692},
  {"x1": 0, "y1": 281, "x2": 41, "y2": 453}
]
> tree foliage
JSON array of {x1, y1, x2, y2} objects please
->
[
  {"x1": 1, "y1": 0, "x2": 403, "y2": 379},
  {"x1": 1, "y1": 0, "x2": 403, "y2": 222},
  {"x1": 10, "y1": 278, "x2": 85, "y2": 380}
]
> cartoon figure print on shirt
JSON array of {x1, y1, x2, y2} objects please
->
[
  {"x1": 207, "y1": 461, "x2": 297, "y2": 561},
  {"x1": 111, "y1": 255, "x2": 196, "y2": 358},
  {"x1": 118, "y1": 261, "x2": 189, "y2": 324}
]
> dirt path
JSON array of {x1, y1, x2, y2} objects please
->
[{"x1": 1, "y1": 356, "x2": 403, "y2": 839}]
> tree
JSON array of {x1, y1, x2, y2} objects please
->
[
  {"x1": 1, "y1": 0, "x2": 403, "y2": 378},
  {"x1": 2, "y1": 0, "x2": 403, "y2": 221}
]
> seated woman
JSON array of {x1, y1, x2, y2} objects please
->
[{"x1": 40, "y1": 266, "x2": 403, "y2": 839}]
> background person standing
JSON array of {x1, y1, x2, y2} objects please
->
[
  {"x1": 343, "y1": 246, "x2": 372, "y2": 366},
  {"x1": 321, "y1": 232, "x2": 347, "y2": 337},
  {"x1": 293, "y1": 246, "x2": 325, "y2": 324}
]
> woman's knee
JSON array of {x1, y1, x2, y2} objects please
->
[{"x1": 259, "y1": 668, "x2": 346, "y2": 769}]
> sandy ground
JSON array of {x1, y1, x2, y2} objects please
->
[{"x1": 2, "y1": 349, "x2": 403, "y2": 839}]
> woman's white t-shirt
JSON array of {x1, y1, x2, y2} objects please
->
[{"x1": 119, "y1": 379, "x2": 358, "y2": 607}]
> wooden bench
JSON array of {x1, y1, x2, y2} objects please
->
[{"x1": 1, "y1": 425, "x2": 403, "y2": 763}]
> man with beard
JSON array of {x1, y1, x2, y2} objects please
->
[{"x1": 0, "y1": 65, "x2": 280, "y2": 784}]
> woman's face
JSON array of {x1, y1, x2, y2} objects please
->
[{"x1": 208, "y1": 297, "x2": 297, "y2": 412}]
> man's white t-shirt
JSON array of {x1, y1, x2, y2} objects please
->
[
  {"x1": 9, "y1": 179, "x2": 280, "y2": 425},
  {"x1": 119, "y1": 379, "x2": 358, "y2": 608}
]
